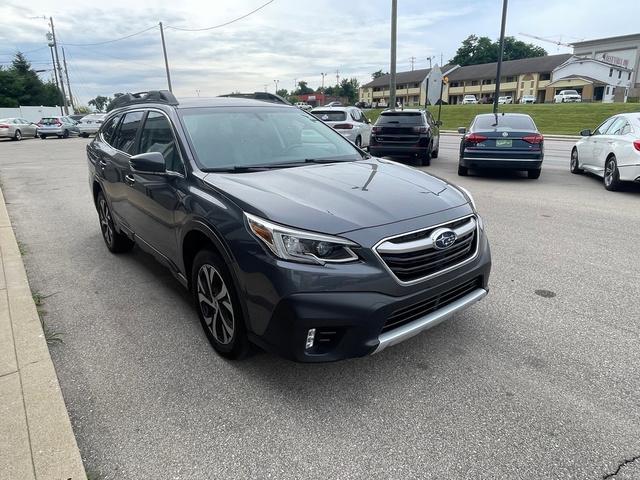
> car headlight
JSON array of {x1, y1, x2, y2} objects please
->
[{"x1": 245, "y1": 213, "x2": 359, "y2": 265}]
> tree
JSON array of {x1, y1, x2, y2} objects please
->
[
  {"x1": 339, "y1": 78, "x2": 360, "y2": 104},
  {"x1": 371, "y1": 70, "x2": 388, "y2": 79},
  {"x1": 106, "y1": 93, "x2": 124, "y2": 111},
  {"x1": 0, "y1": 52, "x2": 62, "y2": 107},
  {"x1": 88, "y1": 95, "x2": 111, "y2": 112},
  {"x1": 276, "y1": 88, "x2": 288, "y2": 98},
  {"x1": 450, "y1": 35, "x2": 546, "y2": 66},
  {"x1": 75, "y1": 105, "x2": 91, "y2": 114},
  {"x1": 296, "y1": 81, "x2": 314, "y2": 95}
]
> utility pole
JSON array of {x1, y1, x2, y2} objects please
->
[
  {"x1": 409, "y1": 56, "x2": 416, "y2": 71},
  {"x1": 49, "y1": 17, "x2": 69, "y2": 115},
  {"x1": 389, "y1": 0, "x2": 397, "y2": 110},
  {"x1": 335, "y1": 69, "x2": 340, "y2": 87},
  {"x1": 61, "y1": 47, "x2": 74, "y2": 112},
  {"x1": 427, "y1": 56, "x2": 434, "y2": 69},
  {"x1": 159, "y1": 22, "x2": 172, "y2": 92},
  {"x1": 48, "y1": 43, "x2": 63, "y2": 115},
  {"x1": 263, "y1": 84, "x2": 268, "y2": 92},
  {"x1": 493, "y1": 0, "x2": 509, "y2": 114},
  {"x1": 273, "y1": 79, "x2": 279, "y2": 93},
  {"x1": 321, "y1": 73, "x2": 327, "y2": 105}
]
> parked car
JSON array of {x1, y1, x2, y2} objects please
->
[
  {"x1": 368, "y1": 109, "x2": 441, "y2": 166},
  {"x1": 0, "y1": 118, "x2": 39, "y2": 141},
  {"x1": 462, "y1": 95, "x2": 478, "y2": 105},
  {"x1": 69, "y1": 114, "x2": 85, "y2": 122},
  {"x1": 294, "y1": 101, "x2": 312, "y2": 111},
  {"x1": 497, "y1": 96, "x2": 513, "y2": 104},
  {"x1": 88, "y1": 90, "x2": 491, "y2": 362},
  {"x1": 570, "y1": 113, "x2": 640, "y2": 191},
  {"x1": 554, "y1": 90, "x2": 582, "y2": 103},
  {"x1": 78, "y1": 113, "x2": 106, "y2": 137},
  {"x1": 37, "y1": 116, "x2": 79, "y2": 139},
  {"x1": 520, "y1": 95, "x2": 536, "y2": 104},
  {"x1": 325, "y1": 101, "x2": 342, "y2": 107},
  {"x1": 355, "y1": 101, "x2": 372, "y2": 109},
  {"x1": 457, "y1": 113, "x2": 544, "y2": 179},
  {"x1": 310, "y1": 106, "x2": 372, "y2": 147}
]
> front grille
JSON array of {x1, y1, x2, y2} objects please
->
[
  {"x1": 382, "y1": 277, "x2": 482, "y2": 333},
  {"x1": 376, "y1": 216, "x2": 478, "y2": 283}
]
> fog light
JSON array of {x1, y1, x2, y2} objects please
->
[{"x1": 305, "y1": 328, "x2": 316, "y2": 349}]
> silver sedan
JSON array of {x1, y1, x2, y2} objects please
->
[{"x1": 0, "y1": 118, "x2": 39, "y2": 141}]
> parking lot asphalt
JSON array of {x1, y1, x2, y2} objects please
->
[{"x1": 0, "y1": 135, "x2": 639, "y2": 479}]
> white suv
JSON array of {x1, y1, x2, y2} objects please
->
[
  {"x1": 554, "y1": 90, "x2": 582, "y2": 103},
  {"x1": 462, "y1": 95, "x2": 478, "y2": 104},
  {"x1": 294, "y1": 102, "x2": 313, "y2": 111},
  {"x1": 310, "y1": 106, "x2": 372, "y2": 148}
]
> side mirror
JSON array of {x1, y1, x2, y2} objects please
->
[
  {"x1": 436, "y1": 120, "x2": 443, "y2": 127},
  {"x1": 130, "y1": 152, "x2": 166, "y2": 174},
  {"x1": 458, "y1": 127, "x2": 466, "y2": 134},
  {"x1": 579, "y1": 129, "x2": 592, "y2": 137},
  {"x1": 366, "y1": 118, "x2": 371, "y2": 124}
]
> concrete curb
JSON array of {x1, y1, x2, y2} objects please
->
[
  {"x1": 440, "y1": 130, "x2": 580, "y2": 141},
  {"x1": 0, "y1": 187, "x2": 86, "y2": 480}
]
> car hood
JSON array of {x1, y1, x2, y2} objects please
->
[{"x1": 203, "y1": 158, "x2": 468, "y2": 235}]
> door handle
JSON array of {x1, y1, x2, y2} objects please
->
[
  {"x1": 124, "y1": 174, "x2": 135, "y2": 185},
  {"x1": 98, "y1": 159, "x2": 107, "y2": 168}
]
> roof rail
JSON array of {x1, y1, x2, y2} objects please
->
[
  {"x1": 218, "y1": 92, "x2": 291, "y2": 105},
  {"x1": 107, "y1": 90, "x2": 179, "y2": 111}
]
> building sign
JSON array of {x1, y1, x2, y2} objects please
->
[{"x1": 601, "y1": 53, "x2": 629, "y2": 68}]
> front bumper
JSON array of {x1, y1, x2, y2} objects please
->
[{"x1": 246, "y1": 231, "x2": 491, "y2": 362}]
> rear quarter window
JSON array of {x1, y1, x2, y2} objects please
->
[
  {"x1": 100, "y1": 114, "x2": 122, "y2": 145},
  {"x1": 113, "y1": 111, "x2": 144, "y2": 154}
]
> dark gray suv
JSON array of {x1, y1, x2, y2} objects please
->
[{"x1": 87, "y1": 91, "x2": 491, "y2": 362}]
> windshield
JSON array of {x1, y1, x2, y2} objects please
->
[
  {"x1": 179, "y1": 107, "x2": 363, "y2": 170},
  {"x1": 564, "y1": 90, "x2": 579, "y2": 95},
  {"x1": 312, "y1": 111, "x2": 347, "y2": 122},
  {"x1": 376, "y1": 112, "x2": 424, "y2": 125},
  {"x1": 473, "y1": 115, "x2": 536, "y2": 131}
]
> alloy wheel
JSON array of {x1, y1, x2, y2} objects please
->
[
  {"x1": 570, "y1": 150, "x2": 578, "y2": 171},
  {"x1": 15, "y1": 130, "x2": 21, "y2": 141},
  {"x1": 98, "y1": 197, "x2": 114, "y2": 247},
  {"x1": 197, "y1": 264, "x2": 235, "y2": 345},
  {"x1": 604, "y1": 159, "x2": 615, "y2": 187}
]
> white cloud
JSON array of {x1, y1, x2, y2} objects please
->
[{"x1": 1, "y1": 0, "x2": 638, "y2": 105}]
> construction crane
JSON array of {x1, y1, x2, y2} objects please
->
[{"x1": 518, "y1": 33, "x2": 577, "y2": 50}]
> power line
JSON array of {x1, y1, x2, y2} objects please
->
[
  {"x1": 166, "y1": 0, "x2": 275, "y2": 31},
  {"x1": 59, "y1": 25, "x2": 158, "y2": 47},
  {"x1": 0, "y1": 45, "x2": 50, "y2": 57}
]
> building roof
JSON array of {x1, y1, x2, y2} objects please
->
[
  {"x1": 362, "y1": 64, "x2": 455, "y2": 88},
  {"x1": 572, "y1": 33, "x2": 640, "y2": 47},
  {"x1": 447, "y1": 54, "x2": 572, "y2": 81},
  {"x1": 546, "y1": 75, "x2": 608, "y2": 86}
]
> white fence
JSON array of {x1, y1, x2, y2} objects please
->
[{"x1": 0, "y1": 106, "x2": 64, "y2": 122}]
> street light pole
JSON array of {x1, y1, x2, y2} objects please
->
[
  {"x1": 61, "y1": 47, "x2": 74, "y2": 112},
  {"x1": 493, "y1": 0, "x2": 509, "y2": 114},
  {"x1": 389, "y1": 0, "x2": 397, "y2": 110},
  {"x1": 48, "y1": 44, "x2": 63, "y2": 115},
  {"x1": 321, "y1": 73, "x2": 327, "y2": 105},
  {"x1": 274, "y1": 79, "x2": 279, "y2": 93}
]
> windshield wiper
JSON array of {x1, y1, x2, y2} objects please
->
[
  {"x1": 202, "y1": 164, "x2": 303, "y2": 173},
  {"x1": 301, "y1": 157, "x2": 356, "y2": 164}
]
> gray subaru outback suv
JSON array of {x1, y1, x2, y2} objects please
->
[{"x1": 87, "y1": 91, "x2": 491, "y2": 362}]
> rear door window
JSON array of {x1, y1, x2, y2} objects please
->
[
  {"x1": 139, "y1": 112, "x2": 183, "y2": 174},
  {"x1": 113, "y1": 111, "x2": 144, "y2": 154},
  {"x1": 313, "y1": 111, "x2": 347, "y2": 122}
]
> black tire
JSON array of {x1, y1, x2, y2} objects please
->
[
  {"x1": 458, "y1": 165, "x2": 468, "y2": 176},
  {"x1": 355, "y1": 136, "x2": 362, "y2": 147},
  {"x1": 40, "y1": 134, "x2": 46, "y2": 139},
  {"x1": 80, "y1": 133, "x2": 88, "y2": 138},
  {"x1": 192, "y1": 249, "x2": 249, "y2": 360},
  {"x1": 604, "y1": 156, "x2": 621, "y2": 191},
  {"x1": 528, "y1": 169, "x2": 541, "y2": 179},
  {"x1": 96, "y1": 191, "x2": 134, "y2": 253},
  {"x1": 570, "y1": 148, "x2": 582, "y2": 174},
  {"x1": 420, "y1": 144, "x2": 432, "y2": 166},
  {"x1": 431, "y1": 147, "x2": 439, "y2": 159},
  {"x1": 13, "y1": 130, "x2": 21, "y2": 141},
  {"x1": 62, "y1": 129, "x2": 69, "y2": 138}
]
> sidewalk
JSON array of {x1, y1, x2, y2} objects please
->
[{"x1": 0, "y1": 187, "x2": 86, "y2": 479}]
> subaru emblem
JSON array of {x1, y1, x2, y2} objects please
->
[
  {"x1": 432, "y1": 228, "x2": 457, "y2": 250},
  {"x1": 502, "y1": 131, "x2": 509, "y2": 137}
]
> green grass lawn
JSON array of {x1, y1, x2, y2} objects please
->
[{"x1": 364, "y1": 103, "x2": 640, "y2": 135}]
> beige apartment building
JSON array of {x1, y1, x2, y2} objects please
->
[{"x1": 445, "y1": 54, "x2": 572, "y2": 104}]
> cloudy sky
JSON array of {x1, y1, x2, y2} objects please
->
[{"x1": 1, "y1": 0, "x2": 638, "y2": 105}]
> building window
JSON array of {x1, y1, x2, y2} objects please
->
[
  {"x1": 471, "y1": 80, "x2": 479, "y2": 86},
  {"x1": 520, "y1": 82, "x2": 524, "y2": 88},
  {"x1": 629, "y1": 72, "x2": 632, "y2": 80},
  {"x1": 606, "y1": 86, "x2": 610, "y2": 95},
  {"x1": 609, "y1": 68, "x2": 613, "y2": 77},
  {"x1": 539, "y1": 73, "x2": 551, "y2": 81},
  {"x1": 481, "y1": 79, "x2": 493, "y2": 85},
  {"x1": 450, "y1": 81, "x2": 459, "y2": 87},
  {"x1": 618, "y1": 70, "x2": 622, "y2": 79},
  {"x1": 530, "y1": 81, "x2": 534, "y2": 87}
]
